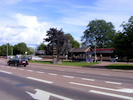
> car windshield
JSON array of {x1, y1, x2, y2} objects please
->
[{"x1": 21, "y1": 57, "x2": 28, "y2": 61}]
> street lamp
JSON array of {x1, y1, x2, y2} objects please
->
[{"x1": 94, "y1": 40, "x2": 97, "y2": 62}]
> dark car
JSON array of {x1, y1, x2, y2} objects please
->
[{"x1": 7, "y1": 57, "x2": 28, "y2": 67}]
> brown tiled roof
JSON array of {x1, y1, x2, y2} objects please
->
[{"x1": 70, "y1": 47, "x2": 92, "y2": 52}]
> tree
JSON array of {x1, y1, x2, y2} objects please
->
[
  {"x1": 0, "y1": 43, "x2": 12, "y2": 56},
  {"x1": 44, "y1": 28, "x2": 71, "y2": 61},
  {"x1": 66, "y1": 33, "x2": 80, "y2": 48},
  {"x1": 81, "y1": 19, "x2": 115, "y2": 48},
  {"x1": 13, "y1": 42, "x2": 31, "y2": 55},
  {"x1": 37, "y1": 43, "x2": 47, "y2": 50},
  {"x1": 113, "y1": 16, "x2": 133, "y2": 62}
]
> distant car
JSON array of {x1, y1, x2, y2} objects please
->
[
  {"x1": 7, "y1": 57, "x2": 28, "y2": 67},
  {"x1": 28, "y1": 55, "x2": 34, "y2": 60},
  {"x1": 31, "y1": 56, "x2": 43, "y2": 61}
]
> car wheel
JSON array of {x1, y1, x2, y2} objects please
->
[
  {"x1": 15, "y1": 63, "x2": 18, "y2": 66},
  {"x1": 24, "y1": 65, "x2": 26, "y2": 67},
  {"x1": 7, "y1": 62, "x2": 10, "y2": 66}
]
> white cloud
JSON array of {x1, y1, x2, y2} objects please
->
[{"x1": 0, "y1": 13, "x2": 50, "y2": 47}]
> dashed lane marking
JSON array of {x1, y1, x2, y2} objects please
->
[
  {"x1": 27, "y1": 70, "x2": 33, "y2": 72},
  {"x1": 36, "y1": 71, "x2": 44, "y2": 74},
  {"x1": 48, "y1": 73, "x2": 57, "y2": 76},
  {"x1": 0, "y1": 70, "x2": 12, "y2": 74},
  {"x1": 105, "y1": 81, "x2": 122, "y2": 85},
  {"x1": 27, "y1": 77, "x2": 53, "y2": 84},
  {"x1": 12, "y1": 68, "x2": 17, "y2": 69},
  {"x1": 82, "y1": 78, "x2": 95, "y2": 81},
  {"x1": 89, "y1": 90, "x2": 133, "y2": 100},
  {"x1": 63, "y1": 75, "x2": 74, "y2": 78}
]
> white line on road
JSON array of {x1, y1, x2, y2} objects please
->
[
  {"x1": 101, "y1": 74, "x2": 110, "y2": 76},
  {"x1": 48, "y1": 73, "x2": 57, "y2": 76},
  {"x1": 27, "y1": 70, "x2": 33, "y2": 72},
  {"x1": 6, "y1": 66, "x2": 10, "y2": 68},
  {"x1": 26, "y1": 89, "x2": 73, "y2": 100},
  {"x1": 69, "y1": 82, "x2": 133, "y2": 93},
  {"x1": 36, "y1": 71, "x2": 44, "y2": 74},
  {"x1": 89, "y1": 90, "x2": 133, "y2": 100},
  {"x1": 27, "y1": 77, "x2": 53, "y2": 84},
  {"x1": 82, "y1": 78, "x2": 95, "y2": 81},
  {"x1": 1, "y1": 65, "x2": 5, "y2": 67},
  {"x1": 12, "y1": 68, "x2": 17, "y2": 69},
  {"x1": 131, "y1": 77, "x2": 133, "y2": 78},
  {"x1": 63, "y1": 75, "x2": 74, "y2": 78},
  {"x1": 0, "y1": 70, "x2": 12, "y2": 74},
  {"x1": 105, "y1": 81, "x2": 122, "y2": 85}
]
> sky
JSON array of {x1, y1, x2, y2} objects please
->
[{"x1": 0, "y1": 0, "x2": 133, "y2": 48}]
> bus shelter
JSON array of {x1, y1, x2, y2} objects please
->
[{"x1": 69, "y1": 47, "x2": 93, "y2": 62}]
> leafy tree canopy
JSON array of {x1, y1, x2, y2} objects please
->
[
  {"x1": 66, "y1": 33, "x2": 80, "y2": 48},
  {"x1": 81, "y1": 19, "x2": 115, "y2": 48},
  {"x1": 13, "y1": 42, "x2": 31, "y2": 55},
  {"x1": 44, "y1": 28, "x2": 71, "y2": 58},
  {"x1": 113, "y1": 16, "x2": 133, "y2": 61},
  {"x1": 37, "y1": 43, "x2": 47, "y2": 50}
]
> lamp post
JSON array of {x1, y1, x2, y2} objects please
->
[
  {"x1": 94, "y1": 40, "x2": 97, "y2": 62},
  {"x1": 7, "y1": 43, "x2": 8, "y2": 61}
]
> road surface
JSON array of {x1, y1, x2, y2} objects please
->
[{"x1": 0, "y1": 58, "x2": 133, "y2": 100}]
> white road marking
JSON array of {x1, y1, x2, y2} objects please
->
[
  {"x1": 27, "y1": 77, "x2": 53, "y2": 84},
  {"x1": 27, "y1": 70, "x2": 33, "y2": 72},
  {"x1": 26, "y1": 89, "x2": 73, "y2": 100},
  {"x1": 69, "y1": 82, "x2": 133, "y2": 93},
  {"x1": 19, "y1": 69, "x2": 24, "y2": 70},
  {"x1": 105, "y1": 81, "x2": 122, "y2": 85},
  {"x1": 82, "y1": 78, "x2": 95, "y2": 81},
  {"x1": 1, "y1": 65, "x2": 5, "y2": 67},
  {"x1": 0, "y1": 70, "x2": 12, "y2": 74},
  {"x1": 36, "y1": 71, "x2": 44, "y2": 74},
  {"x1": 131, "y1": 77, "x2": 133, "y2": 78},
  {"x1": 101, "y1": 74, "x2": 110, "y2": 76},
  {"x1": 12, "y1": 68, "x2": 17, "y2": 69},
  {"x1": 63, "y1": 75, "x2": 74, "y2": 78},
  {"x1": 6, "y1": 66, "x2": 10, "y2": 68},
  {"x1": 48, "y1": 73, "x2": 57, "y2": 76},
  {"x1": 77, "y1": 72, "x2": 85, "y2": 73},
  {"x1": 89, "y1": 90, "x2": 133, "y2": 100}
]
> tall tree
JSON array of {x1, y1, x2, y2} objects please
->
[
  {"x1": 113, "y1": 16, "x2": 133, "y2": 62},
  {"x1": 44, "y1": 28, "x2": 71, "y2": 61},
  {"x1": 0, "y1": 43, "x2": 12, "y2": 56},
  {"x1": 66, "y1": 33, "x2": 80, "y2": 48},
  {"x1": 13, "y1": 42, "x2": 31, "y2": 55},
  {"x1": 81, "y1": 19, "x2": 115, "y2": 48},
  {"x1": 37, "y1": 43, "x2": 47, "y2": 50}
]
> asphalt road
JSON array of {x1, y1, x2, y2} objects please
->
[{"x1": 0, "y1": 58, "x2": 133, "y2": 100}]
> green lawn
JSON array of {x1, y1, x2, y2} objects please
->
[
  {"x1": 29, "y1": 60, "x2": 99, "y2": 67},
  {"x1": 105, "y1": 64, "x2": 133, "y2": 70}
]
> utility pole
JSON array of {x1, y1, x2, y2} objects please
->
[
  {"x1": 11, "y1": 48, "x2": 13, "y2": 55},
  {"x1": 7, "y1": 43, "x2": 8, "y2": 61}
]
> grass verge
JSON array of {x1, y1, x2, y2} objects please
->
[
  {"x1": 29, "y1": 60, "x2": 99, "y2": 67},
  {"x1": 105, "y1": 64, "x2": 133, "y2": 70}
]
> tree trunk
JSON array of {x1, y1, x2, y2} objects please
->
[{"x1": 57, "y1": 53, "x2": 60, "y2": 62}]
